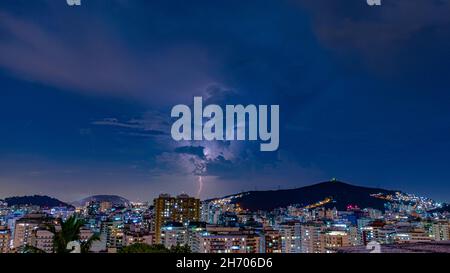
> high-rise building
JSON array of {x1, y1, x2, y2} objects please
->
[
  {"x1": 321, "y1": 231, "x2": 350, "y2": 253},
  {"x1": 300, "y1": 222, "x2": 324, "y2": 253},
  {"x1": 198, "y1": 229, "x2": 263, "y2": 254},
  {"x1": 360, "y1": 220, "x2": 385, "y2": 245},
  {"x1": 31, "y1": 229, "x2": 54, "y2": 253},
  {"x1": 432, "y1": 221, "x2": 450, "y2": 241},
  {"x1": 12, "y1": 214, "x2": 49, "y2": 251},
  {"x1": 186, "y1": 222, "x2": 207, "y2": 253},
  {"x1": 245, "y1": 233, "x2": 265, "y2": 253},
  {"x1": 0, "y1": 226, "x2": 11, "y2": 253},
  {"x1": 375, "y1": 225, "x2": 396, "y2": 244},
  {"x1": 348, "y1": 226, "x2": 361, "y2": 246},
  {"x1": 199, "y1": 234, "x2": 247, "y2": 253},
  {"x1": 394, "y1": 228, "x2": 431, "y2": 243},
  {"x1": 101, "y1": 218, "x2": 124, "y2": 253},
  {"x1": 264, "y1": 227, "x2": 281, "y2": 253},
  {"x1": 161, "y1": 222, "x2": 188, "y2": 249},
  {"x1": 153, "y1": 194, "x2": 200, "y2": 243},
  {"x1": 356, "y1": 218, "x2": 373, "y2": 244},
  {"x1": 278, "y1": 222, "x2": 301, "y2": 253}
]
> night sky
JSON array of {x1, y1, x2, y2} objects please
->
[{"x1": 1, "y1": 0, "x2": 450, "y2": 202}]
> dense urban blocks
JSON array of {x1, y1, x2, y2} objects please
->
[{"x1": 1, "y1": 186, "x2": 450, "y2": 254}]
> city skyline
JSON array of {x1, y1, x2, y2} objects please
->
[
  {"x1": 0, "y1": 179, "x2": 448, "y2": 205},
  {"x1": 1, "y1": 0, "x2": 450, "y2": 202},
  {"x1": 2, "y1": 189, "x2": 450, "y2": 254}
]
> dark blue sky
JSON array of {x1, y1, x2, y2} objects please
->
[{"x1": 1, "y1": 0, "x2": 450, "y2": 202}]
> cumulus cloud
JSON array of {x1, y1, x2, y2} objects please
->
[{"x1": 174, "y1": 146, "x2": 206, "y2": 160}]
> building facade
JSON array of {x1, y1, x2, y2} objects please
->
[{"x1": 154, "y1": 194, "x2": 200, "y2": 243}]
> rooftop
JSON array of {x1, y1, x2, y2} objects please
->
[{"x1": 337, "y1": 241, "x2": 450, "y2": 253}]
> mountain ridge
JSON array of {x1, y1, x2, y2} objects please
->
[
  {"x1": 209, "y1": 180, "x2": 400, "y2": 211},
  {"x1": 72, "y1": 195, "x2": 131, "y2": 207},
  {"x1": 2, "y1": 195, "x2": 74, "y2": 208}
]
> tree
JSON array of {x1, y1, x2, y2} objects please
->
[
  {"x1": 119, "y1": 243, "x2": 192, "y2": 253},
  {"x1": 119, "y1": 243, "x2": 170, "y2": 253},
  {"x1": 19, "y1": 245, "x2": 46, "y2": 253},
  {"x1": 170, "y1": 244, "x2": 192, "y2": 253},
  {"x1": 80, "y1": 233, "x2": 101, "y2": 253},
  {"x1": 48, "y1": 215, "x2": 100, "y2": 253}
]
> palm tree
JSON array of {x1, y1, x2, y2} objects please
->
[
  {"x1": 80, "y1": 233, "x2": 100, "y2": 253},
  {"x1": 48, "y1": 215, "x2": 99, "y2": 253},
  {"x1": 19, "y1": 245, "x2": 47, "y2": 253}
]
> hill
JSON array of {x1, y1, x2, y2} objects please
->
[
  {"x1": 3, "y1": 195, "x2": 74, "y2": 208},
  {"x1": 73, "y1": 195, "x2": 130, "y2": 207},
  {"x1": 216, "y1": 181, "x2": 398, "y2": 211}
]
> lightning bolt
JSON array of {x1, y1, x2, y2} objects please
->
[{"x1": 196, "y1": 176, "x2": 203, "y2": 198}]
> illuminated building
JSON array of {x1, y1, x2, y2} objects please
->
[
  {"x1": 12, "y1": 214, "x2": 49, "y2": 251},
  {"x1": 199, "y1": 234, "x2": 247, "y2": 253},
  {"x1": 187, "y1": 222, "x2": 207, "y2": 253},
  {"x1": 376, "y1": 225, "x2": 396, "y2": 244},
  {"x1": 321, "y1": 231, "x2": 350, "y2": 253},
  {"x1": 348, "y1": 226, "x2": 361, "y2": 246},
  {"x1": 337, "y1": 241, "x2": 450, "y2": 253},
  {"x1": 161, "y1": 222, "x2": 188, "y2": 249},
  {"x1": 199, "y1": 233, "x2": 263, "y2": 253},
  {"x1": 300, "y1": 222, "x2": 324, "y2": 253},
  {"x1": 279, "y1": 222, "x2": 301, "y2": 253},
  {"x1": 0, "y1": 227, "x2": 11, "y2": 253},
  {"x1": 78, "y1": 227, "x2": 106, "y2": 252},
  {"x1": 219, "y1": 211, "x2": 238, "y2": 227},
  {"x1": 31, "y1": 229, "x2": 54, "y2": 253},
  {"x1": 365, "y1": 208, "x2": 383, "y2": 219},
  {"x1": 394, "y1": 228, "x2": 431, "y2": 243},
  {"x1": 153, "y1": 194, "x2": 200, "y2": 243},
  {"x1": 124, "y1": 231, "x2": 154, "y2": 246},
  {"x1": 432, "y1": 221, "x2": 450, "y2": 241},
  {"x1": 245, "y1": 233, "x2": 265, "y2": 253},
  {"x1": 197, "y1": 226, "x2": 263, "y2": 253},
  {"x1": 100, "y1": 201, "x2": 112, "y2": 213},
  {"x1": 86, "y1": 201, "x2": 100, "y2": 216},
  {"x1": 101, "y1": 218, "x2": 124, "y2": 253},
  {"x1": 325, "y1": 208, "x2": 338, "y2": 220},
  {"x1": 360, "y1": 220, "x2": 385, "y2": 245},
  {"x1": 264, "y1": 227, "x2": 281, "y2": 253},
  {"x1": 79, "y1": 227, "x2": 94, "y2": 242}
]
